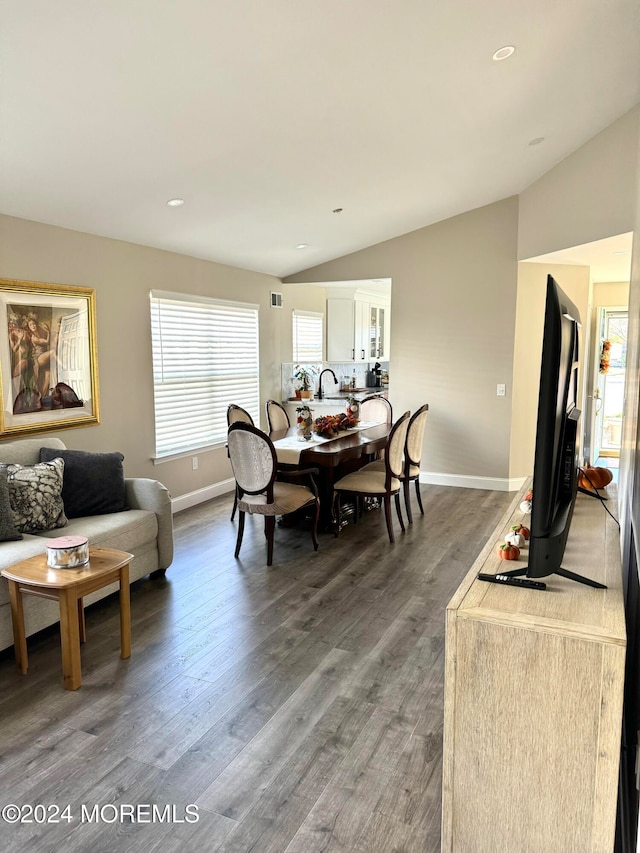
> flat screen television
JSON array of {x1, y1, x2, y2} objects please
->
[{"x1": 504, "y1": 274, "x2": 606, "y2": 589}]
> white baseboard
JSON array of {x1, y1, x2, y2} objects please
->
[
  {"x1": 172, "y1": 472, "x2": 526, "y2": 513},
  {"x1": 171, "y1": 478, "x2": 235, "y2": 514},
  {"x1": 420, "y1": 472, "x2": 526, "y2": 493}
]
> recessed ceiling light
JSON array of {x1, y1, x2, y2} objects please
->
[
  {"x1": 332, "y1": 208, "x2": 343, "y2": 214},
  {"x1": 528, "y1": 137, "x2": 545, "y2": 146},
  {"x1": 613, "y1": 250, "x2": 629, "y2": 255},
  {"x1": 492, "y1": 45, "x2": 515, "y2": 61},
  {"x1": 166, "y1": 198, "x2": 184, "y2": 207},
  {"x1": 296, "y1": 243, "x2": 309, "y2": 250}
]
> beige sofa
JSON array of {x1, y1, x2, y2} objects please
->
[{"x1": 0, "y1": 437, "x2": 173, "y2": 652}]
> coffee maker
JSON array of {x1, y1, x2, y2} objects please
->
[{"x1": 366, "y1": 362, "x2": 383, "y2": 388}]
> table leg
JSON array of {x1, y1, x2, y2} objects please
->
[
  {"x1": 7, "y1": 581, "x2": 28, "y2": 675},
  {"x1": 59, "y1": 588, "x2": 82, "y2": 690},
  {"x1": 119, "y1": 564, "x2": 131, "y2": 660},
  {"x1": 78, "y1": 597, "x2": 86, "y2": 643}
]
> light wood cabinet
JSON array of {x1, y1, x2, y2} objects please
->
[{"x1": 442, "y1": 485, "x2": 625, "y2": 853}]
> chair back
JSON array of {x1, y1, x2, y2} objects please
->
[
  {"x1": 361, "y1": 395, "x2": 392, "y2": 424},
  {"x1": 406, "y1": 404, "x2": 429, "y2": 467},
  {"x1": 227, "y1": 404, "x2": 254, "y2": 426},
  {"x1": 227, "y1": 422, "x2": 277, "y2": 497},
  {"x1": 266, "y1": 399, "x2": 290, "y2": 432},
  {"x1": 385, "y1": 411, "x2": 411, "y2": 481}
]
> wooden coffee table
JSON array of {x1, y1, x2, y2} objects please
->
[{"x1": 1, "y1": 546, "x2": 133, "y2": 690}]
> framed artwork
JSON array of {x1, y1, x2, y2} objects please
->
[{"x1": 0, "y1": 279, "x2": 100, "y2": 437}]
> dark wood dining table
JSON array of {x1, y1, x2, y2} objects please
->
[{"x1": 270, "y1": 422, "x2": 391, "y2": 529}]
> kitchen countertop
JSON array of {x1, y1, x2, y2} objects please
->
[{"x1": 285, "y1": 388, "x2": 387, "y2": 405}]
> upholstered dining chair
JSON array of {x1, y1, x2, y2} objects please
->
[
  {"x1": 227, "y1": 404, "x2": 255, "y2": 521},
  {"x1": 227, "y1": 422, "x2": 320, "y2": 566},
  {"x1": 401, "y1": 404, "x2": 429, "y2": 523},
  {"x1": 360, "y1": 394, "x2": 392, "y2": 424},
  {"x1": 332, "y1": 410, "x2": 410, "y2": 544},
  {"x1": 364, "y1": 404, "x2": 429, "y2": 523},
  {"x1": 266, "y1": 399, "x2": 290, "y2": 433}
]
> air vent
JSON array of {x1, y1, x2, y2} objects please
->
[{"x1": 270, "y1": 292, "x2": 283, "y2": 308}]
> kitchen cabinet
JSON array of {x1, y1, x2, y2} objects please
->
[{"x1": 327, "y1": 292, "x2": 390, "y2": 363}]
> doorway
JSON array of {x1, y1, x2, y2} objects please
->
[{"x1": 592, "y1": 307, "x2": 628, "y2": 461}]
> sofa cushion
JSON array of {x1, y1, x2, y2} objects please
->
[
  {"x1": 4, "y1": 458, "x2": 67, "y2": 533},
  {"x1": 0, "y1": 468, "x2": 22, "y2": 542},
  {"x1": 39, "y1": 448, "x2": 127, "y2": 518}
]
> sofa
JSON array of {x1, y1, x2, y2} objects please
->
[{"x1": 0, "y1": 437, "x2": 173, "y2": 652}]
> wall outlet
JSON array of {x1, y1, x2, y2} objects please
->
[
  {"x1": 497, "y1": 384, "x2": 506, "y2": 397},
  {"x1": 192, "y1": 456, "x2": 198, "y2": 470}
]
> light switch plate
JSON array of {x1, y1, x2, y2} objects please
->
[{"x1": 497, "y1": 384, "x2": 506, "y2": 397}]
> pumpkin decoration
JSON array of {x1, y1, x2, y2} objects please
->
[
  {"x1": 578, "y1": 465, "x2": 613, "y2": 492},
  {"x1": 519, "y1": 499, "x2": 532, "y2": 514},
  {"x1": 505, "y1": 529, "x2": 525, "y2": 548},
  {"x1": 511, "y1": 523, "x2": 530, "y2": 540},
  {"x1": 497, "y1": 542, "x2": 520, "y2": 560}
]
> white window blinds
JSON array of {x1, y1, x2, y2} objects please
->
[
  {"x1": 292, "y1": 310, "x2": 323, "y2": 363},
  {"x1": 150, "y1": 291, "x2": 260, "y2": 458}
]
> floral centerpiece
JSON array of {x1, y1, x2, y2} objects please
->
[
  {"x1": 296, "y1": 405, "x2": 314, "y2": 441},
  {"x1": 293, "y1": 365, "x2": 318, "y2": 399},
  {"x1": 313, "y1": 411, "x2": 358, "y2": 438}
]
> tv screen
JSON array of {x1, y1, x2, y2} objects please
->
[{"x1": 505, "y1": 275, "x2": 605, "y2": 588}]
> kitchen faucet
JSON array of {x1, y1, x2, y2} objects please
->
[{"x1": 317, "y1": 368, "x2": 338, "y2": 400}]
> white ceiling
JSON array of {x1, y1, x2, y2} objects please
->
[
  {"x1": 525, "y1": 232, "x2": 634, "y2": 283},
  {"x1": 1, "y1": 1, "x2": 639, "y2": 279}
]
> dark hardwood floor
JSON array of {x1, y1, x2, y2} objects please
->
[{"x1": 0, "y1": 484, "x2": 515, "y2": 852}]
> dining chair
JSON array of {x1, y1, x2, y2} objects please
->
[
  {"x1": 227, "y1": 404, "x2": 255, "y2": 521},
  {"x1": 332, "y1": 410, "x2": 410, "y2": 544},
  {"x1": 266, "y1": 399, "x2": 290, "y2": 432},
  {"x1": 364, "y1": 404, "x2": 429, "y2": 523},
  {"x1": 360, "y1": 394, "x2": 392, "y2": 424},
  {"x1": 227, "y1": 422, "x2": 320, "y2": 566},
  {"x1": 401, "y1": 403, "x2": 429, "y2": 523}
]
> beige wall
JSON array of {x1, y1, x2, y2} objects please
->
[
  {"x1": 0, "y1": 214, "x2": 325, "y2": 503},
  {"x1": 286, "y1": 196, "x2": 520, "y2": 486},
  {"x1": 518, "y1": 106, "x2": 640, "y2": 261},
  {"x1": 509, "y1": 263, "x2": 591, "y2": 480}
]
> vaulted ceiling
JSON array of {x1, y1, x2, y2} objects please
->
[{"x1": 1, "y1": 1, "x2": 639, "y2": 277}]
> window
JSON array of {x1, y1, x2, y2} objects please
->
[
  {"x1": 292, "y1": 310, "x2": 323, "y2": 362},
  {"x1": 150, "y1": 291, "x2": 259, "y2": 458}
]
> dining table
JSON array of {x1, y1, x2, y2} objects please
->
[{"x1": 269, "y1": 420, "x2": 391, "y2": 530}]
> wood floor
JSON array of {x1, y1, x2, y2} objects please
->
[{"x1": 0, "y1": 483, "x2": 514, "y2": 853}]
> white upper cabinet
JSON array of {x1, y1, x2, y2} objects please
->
[{"x1": 327, "y1": 290, "x2": 391, "y2": 363}]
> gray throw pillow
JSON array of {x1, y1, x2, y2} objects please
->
[
  {"x1": 39, "y1": 448, "x2": 127, "y2": 519},
  {"x1": 5, "y1": 458, "x2": 67, "y2": 533},
  {"x1": 0, "y1": 468, "x2": 22, "y2": 541}
]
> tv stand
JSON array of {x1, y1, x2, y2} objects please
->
[
  {"x1": 442, "y1": 483, "x2": 624, "y2": 852},
  {"x1": 500, "y1": 564, "x2": 607, "y2": 589}
]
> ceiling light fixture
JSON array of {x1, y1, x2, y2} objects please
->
[
  {"x1": 332, "y1": 208, "x2": 343, "y2": 214},
  {"x1": 492, "y1": 45, "x2": 515, "y2": 61},
  {"x1": 296, "y1": 243, "x2": 309, "y2": 250},
  {"x1": 528, "y1": 137, "x2": 545, "y2": 146},
  {"x1": 166, "y1": 198, "x2": 184, "y2": 207},
  {"x1": 613, "y1": 250, "x2": 629, "y2": 255}
]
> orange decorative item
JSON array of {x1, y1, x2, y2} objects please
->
[
  {"x1": 497, "y1": 543, "x2": 520, "y2": 560},
  {"x1": 511, "y1": 523, "x2": 530, "y2": 540},
  {"x1": 578, "y1": 465, "x2": 614, "y2": 491}
]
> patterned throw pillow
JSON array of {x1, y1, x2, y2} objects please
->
[
  {"x1": 5, "y1": 458, "x2": 68, "y2": 533},
  {"x1": 0, "y1": 468, "x2": 22, "y2": 541}
]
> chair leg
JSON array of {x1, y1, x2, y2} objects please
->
[
  {"x1": 265, "y1": 515, "x2": 276, "y2": 566},
  {"x1": 333, "y1": 491, "x2": 341, "y2": 538},
  {"x1": 310, "y1": 499, "x2": 320, "y2": 551},
  {"x1": 395, "y1": 492, "x2": 405, "y2": 533},
  {"x1": 414, "y1": 478, "x2": 424, "y2": 515},
  {"x1": 403, "y1": 477, "x2": 413, "y2": 524},
  {"x1": 383, "y1": 495, "x2": 395, "y2": 544},
  {"x1": 234, "y1": 511, "x2": 245, "y2": 557},
  {"x1": 230, "y1": 487, "x2": 238, "y2": 521}
]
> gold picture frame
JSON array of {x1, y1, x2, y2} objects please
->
[{"x1": 0, "y1": 278, "x2": 100, "y2": 437}]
